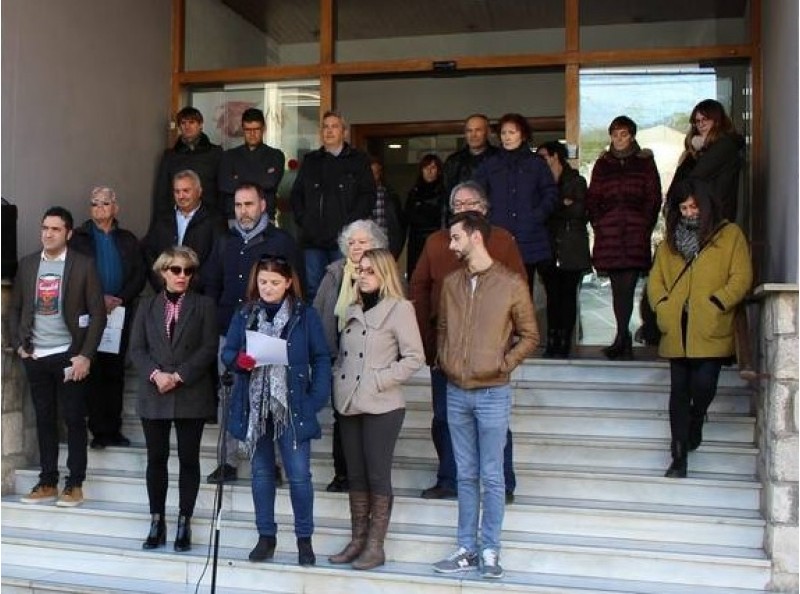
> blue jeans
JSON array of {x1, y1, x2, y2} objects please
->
[
  {"x1": 251, "y1": 427, "x2": 314, "y2": 538},
  {"x1": 304, "y1": 247, "x2": 342, "y2": 303},
  {"x1": 432, "y1": 368, "x2": 516, "y2": 493},
  {"x1": 447, "y1": 382, "x2": 511, "y2": 553}
]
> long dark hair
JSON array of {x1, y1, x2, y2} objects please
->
[
  {"x1": 665, "y1": 178, "x2": 722, "y2": 252},
  {"x1": 686, "y1": 99, "x2": 736, "y2": 150},
  {"x1": 414, "y1": 153, "x2": 443, "y2": 186},
  {"x1": 244, "y1": 255, "x2": 303, "y2": 303}
]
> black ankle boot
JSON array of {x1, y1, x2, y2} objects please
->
[
  {"x1": 556, "y1": 329, "x2": 572, "y2": 358},
  {"x1": 174, "y1": 515, "x2": 192, "y2": 552},
  {"x1": 665, "y1": 440, "x2": 688, "y2": 478},
  {"x1": 297, "y1": 536, "x2": 316, "y2": 566},
  {"x1": 249, "y1": 535, "x2": 277, "y2": 561},
  {"x1": 603, "y1": 331, "x2": 632, "y2": 360},
  {"x1": 543, "y1": 329, "x2": 560, "y2": 358},
  {"x1": 142, "y1": 513, "x2": 166, "y2": 549}
]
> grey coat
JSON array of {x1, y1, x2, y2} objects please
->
[
  {"x1": 333, "y1": 297, "x2": 424, "y2": 416},
  {"x1": 129, "y1": 291, "x2": 218, "y2": 420},
  {"x1": 312, "y1": 258, "x2": 347, "y2": 358}
]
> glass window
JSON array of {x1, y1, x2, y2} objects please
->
[
  {"x1": 335, "y1": 0, "x2": 563, "y2": 62},
  {"x1": 580, "y1": 0, "x2": 750, "y2": 50},
  {"x1": 184, "y1": 0, "x2": 319, "y2": 71}
]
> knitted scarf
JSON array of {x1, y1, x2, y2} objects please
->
[
  {"x1": 243, "y1": 298, "x2": 291, "y2": 459},
  {"x1": 234, "y1": 212, "x2": 270, "y2": 244},
  {"x1": 334, "y1": 259, "x2": 359, "y2": 332},
  {"x1": 674, "y1": 217, "x2": 701, "y2": 262}
]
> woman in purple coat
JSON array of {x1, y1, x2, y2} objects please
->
[{"x1": 587, "y1": 116, "x2": 662, "y2": 359}]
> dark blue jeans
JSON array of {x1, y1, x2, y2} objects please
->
[
  {"x1": 669, "y1": 358, "x2": 724, "y2": 443},
  {"x1": 432, "y1": 368, "x2": 516, "y2": 493},
  {"x1": 22, "y1": 353, "x2": 88, "y2": 487},
  {"x1": 303, "y1": 247, "x2": 342, "y2": 304}
]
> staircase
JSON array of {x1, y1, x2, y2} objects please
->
[{"x1": 2, "y1": 358, "x2": 772, "y2": 593}]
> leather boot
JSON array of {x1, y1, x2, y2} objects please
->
[
  {"x1": 688, "y1": 408, "x2": 705, "y2": 451},
  {"x1": 556, "y1": 329, "x2": 572, "y2": 358},
  {"x1": 174, "y1": 515, "x2": 192, "y2": 552},
  {"x1": 142, "y1": 513, "x2": 166, "y2": 549},
  {"x1": 543, "y1": 329, "x2": 559, "y2": 358},
  {"x1": 352, "y1": 494, "x2": 392, "y2": 570},
  {"x1": 329, "y1": 491, "x2": 370, "y2": 564},
  {"x1": 249, "y1": 535, "x2": 277, "y2": 561},
  {"x1": 297, "y1": 536, "x2": 316, "y2": 566},
  {"x1": 603, "y1": 331, "x2": 632, "y2": 360},
  {"x1": 664, "y1": 440, "x2": 688, "y2": 478}
]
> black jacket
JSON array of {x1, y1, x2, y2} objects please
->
[
  {"x1": 442, "y1": 144, "x2": 500, "y2": 195},
  {"x1": 218, "y1": 143, "x2": 286, "y2": 220},
  {"x1": 290, "y1": 143, "x2": 376, "y2": 250},
  {"x1": 547, "y1": 166, "x2": 592, "y2": 272},
  {"x1": 405, "y1": 180, "x2": 448, "y2": 278}
]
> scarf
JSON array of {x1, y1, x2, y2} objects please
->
[
  {"x1": 674, "y1": 217, "x2": 701, "y2": 262},
  {"x1": 609, "y1": 140, "x2": 641, "y2": 160},
  {"x1": 334, "y1": 259, "x2": 359, "y2": 332},
  {"x1": 163, "y1": 291, "x2": 185, "y2": 340},
  {"x1": 234, "y1": 213, "x2": 270, "y2": 244},
  {"x1": 243, "y1": 298, "x2": 291, "y2": 459}
]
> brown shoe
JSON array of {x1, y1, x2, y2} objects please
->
[
  {"x1": 20, "y1": 482, "x2": 58, "y2": 504},
  {"x1": 56, "y1": 485, "x2": 84, "y2": 507}
]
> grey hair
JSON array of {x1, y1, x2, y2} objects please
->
[
  {"x1": 337, "y1": 219, "x2": 388, "y2": 255},
  {"x1": 173, "y1": 169, "x2": 202, "y2": 191},
  {"x1": 152, "y1": 245, "x2": 200, "y2": 274},
  {"x1": 449, "y1": 181, "x2": 489, "y2": 213},
  {"x1": 90, "y1": 186, "x2": 117, "y2": 203}
]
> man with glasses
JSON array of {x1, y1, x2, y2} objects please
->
[
  {"x1": 69, "y1": 186, "x2": 146, "y2": 449},
  {"x1": 218, "y1": 108, "x2": 286, "y2": 223},
  {"x1": 202, "y1": 182, "x2": 300, "y2": 484},
  {"x1": 143, "y1": 169, "x2": 226, "y2": 292},
  {"x1": 9, "y1": 206, "x2": 107, "y2": 508},
  {"x1": 442, "y1": 114, "x2": 499, "y2": 195},
  {"x1": 152, "y1": 106, "x2": 223, "y2": 221},
  {"x1": 410, "y1": 182, "x2": 525, "y2": 503}
]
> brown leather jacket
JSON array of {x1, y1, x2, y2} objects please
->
[{"x1": 437, "y1": 261, "x2": 538, "y2": 389}]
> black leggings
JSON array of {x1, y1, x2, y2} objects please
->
[
  {"x1": 141, "y1": 418, "x2": 205, "y2": 516},
  {"x1": 608, "y1": 269, "x2": 639, "y2": 338},
  {"x1": 669, "y1": 358, "x2": 723, "y2": 442},
  {"x1": 540, "y1": 266, "x2": 584, "y2": 336},
  {"x1": 339, "y1": 409, "x2": 405, "y2": 495}
]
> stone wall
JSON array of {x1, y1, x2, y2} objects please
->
[
  {"x1": 1, "y1": 282, "x2": 37, "y2": 495},
  {"x1": 754, "y1": 286, "x2": 799, "y2": 592}
]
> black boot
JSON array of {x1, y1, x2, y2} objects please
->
[
  {"x1": 174, "y1": 515, "x2": 192, "y2": 552},
  {"x1": 249, "y1": 535, "x2": 277, "y2": 561},
  {"x1": 297, "y1": 536, "x2": 316, "y2": 566},
  {"x1": 603, "y1": 331, "x2": 632, "y2": 360},
  {"x1": 556, "y1": 329, "x2": 572, "y2": 358},
  {"x1": 688, "y1": 408, "x2": 705, "y2": 451},
  {"x1": 664, "y1": 440, "x2": 688, "y2": 478},
  {"x1": 543, "y1": 329, "x2": 560, "y2": 358},
  {"x1": 142, "y1": 513, "x2": 166, "y2": 549}
]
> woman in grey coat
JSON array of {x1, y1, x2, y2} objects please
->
[{"x1": 129, "y1": 246, "x2": 218, "y2": 553}]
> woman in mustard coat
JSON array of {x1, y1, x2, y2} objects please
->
[{"x1": 648, "y1": 179, "x2": 752, "y2": 478}]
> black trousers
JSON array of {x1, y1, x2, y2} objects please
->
[
  {"x1": 540, "y1": 266, "x2": 584, "y2": 337},
  {"x1": 141, "y1": 418, "x2": 205, "y2": 516},
  {"x1": 339, "y1": 408, "x2": 405, "y2": 495},
  {"x1": 86, "y1": 351, "x2": 126, "y2": 439},
  {"x1": 22, "y1": 352, "x2": 88, "y2": 486},
  {"x1": 668, "y1": 358, "x2": 724, "y2": 443}
]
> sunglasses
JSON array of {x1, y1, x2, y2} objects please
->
[
  {"x1": 165, "y1": 265, "x2": 195, "y2": 276},
  {"x1": 90, "y1": 200, "x2": 113, "y2": 207}
]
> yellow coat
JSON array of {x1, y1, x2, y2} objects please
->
[{"x1": 648, "y1": 222, "x2": 752, "y2": 359}]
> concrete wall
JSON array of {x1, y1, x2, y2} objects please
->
[
  {"x1": 761, "y1": 1, "x2": 799, "y2": 283},
  {"x1": 1, "y1": 0, "x2": 171, "y2": 256}
]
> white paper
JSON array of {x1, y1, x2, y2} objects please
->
[
  {"x1": 98, "y1": 306, "x2": 125, "y2": 354},
  {"x1": 245, "y1": 330, "x2": 288, "y2": 366}
]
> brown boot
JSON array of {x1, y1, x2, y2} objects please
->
[
  {"x1": 352, "y1": 494, "x2": 392, "y2": 570},
  {"x1": 328, "y1": 491, "x2": 370, "y2": 564}
]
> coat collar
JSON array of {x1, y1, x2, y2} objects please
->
[{"x1": 344, "y1": 296, "x2": 399, "y2": 329}]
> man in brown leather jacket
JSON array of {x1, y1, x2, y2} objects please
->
[{"x1": 432, "y1": 211, "x2": 537, "y2": 580}]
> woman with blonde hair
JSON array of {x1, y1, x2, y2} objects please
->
[{"x1": 329, "y1": 248, "x2": 424, "y2": 570}]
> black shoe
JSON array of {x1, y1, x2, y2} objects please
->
[
  {"x1": 207, "y1": 464, "x2": 237, "y2": 484},
  {"x1": 90, "y1": 436, "x2": 107, "y2": 450},
  {"x1": 174, "y1": 515, "x2": 192, "y2": 552},
  {"x1": 142, "y1": 514, "x2": 166, "y2": 549},
  {"x1": 275, "y1": 464, "x2": 284, "y2": 487},
  {"x1": 542, "y1": 329, "x2": 560, "y2": 358},
  {"x1": 665, "y1": 441, "x2": 688, "y2": 478},
  {"x1": 603, "y1": 332, "x2": 633, "y2": 360},
  {"x1": 249, "y1": 535, "x2": 277, "y2": 562},
  {"x1": 297, "y1": 537, "x2": 316, "y2": 566},
  {"x1": 505, "y1": 491, "x2": 515, "y2": 505},
  {"x1": 107, "y1": 432, "x2": 131, "y2": 447},
  {"x1": 326, "y1": 475, "x2": 349, "y2": 493},
  {"x1": 421, "y1": 484, "x2": 457, "y2": 499}
]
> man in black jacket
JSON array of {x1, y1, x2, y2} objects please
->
[
  {"x1": 442, "y1": 114, "x2": 499, "y2": 196},
  {"x1": 152, "y1": 107, "x2": 223, "y2": 221},
  {"x1": 290, "y1": 111, "x2": 376, "y2": 302},
  {"x1": 218, "y1": 108, "x2": 285, "y2": 222},
  {"x1": 69, "y1": 186, "x2": 146, "y2": 449}
]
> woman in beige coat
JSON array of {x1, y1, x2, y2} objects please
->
[
  {"x1": 648, "y1": 179, "x2": 751, "y2": 479},
  {"x1": 329, "y1": 248, "x2": 424, "y2": 570}
]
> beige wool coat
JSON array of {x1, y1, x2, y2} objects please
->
[{"x1": 333, "y1": 297, "x2": 424, "y2": 416}]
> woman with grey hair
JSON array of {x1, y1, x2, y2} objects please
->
[{"x1": 312, "y1": 219, "x2": 388, "y2": 493}]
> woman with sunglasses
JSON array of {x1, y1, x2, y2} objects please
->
[
  {"x1": 329, "y1": 248, "x2": 424, "y2": 570},
  {"x1": 129, "y1": 246, "x2": 218, "y2": 553},
  {"x1": 222, "y1": 255, "x2": 331, "y2": 566}
]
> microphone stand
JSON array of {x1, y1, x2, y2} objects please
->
[{"x1": 211, "y1": 370, "x2": 234, "y2": 594}]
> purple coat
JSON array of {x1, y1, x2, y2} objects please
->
[{"x1": 586, "y1": 149, "x2": 662, "y2": 272}]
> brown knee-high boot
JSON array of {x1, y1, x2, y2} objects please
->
[
  {"x1": 328, "y1": 491, "x2": 370, "y2": 564},
  {"x1": 352, "y1": 493, "x2": 392, "y2": 570}
]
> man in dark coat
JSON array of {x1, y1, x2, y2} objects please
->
[
  {"x1": 369, "y1": 156, "x2": 406, "y2": 259},
  {"x1": 9, "y1": 206, "x2": 107, "y2": 508},
  {"x1": 290, "y1": 111, "x2": 376, "y2": 302},
  {"x1": 152, "y1": 106, "x2": 223, "y2": 221},
  {"x1": 442, "y1": 114, "x2": 499, "y2": 196},
  {"x1": 69, "y1": 186, "x2": 146, "y2": 449},
  {"x1": 217, "y1": 107, "x2": 286, "y2": 222}
]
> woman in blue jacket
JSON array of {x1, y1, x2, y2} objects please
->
[{"x1": 222, "y1": 255, "x2": 331, "y2": 566}]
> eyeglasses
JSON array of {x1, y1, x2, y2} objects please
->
[
  {"x1": 357, "y1": 267, "x2": 376, "y2": 276},
  {"x1": 693, "y1": 116, "x2": 710, "y2": 125},
  {"x1": 90, "y1": 200, "x2": 113, "y2": 207},
  {"x1": 165, "y1": 265, "x2": 195, "y2": 276},
  {"x1": 453, "y1": 200, "x2": 482, "y2": 209},
  {"x1": 259, "y1": 254, "x2": 288, "y2": 265}
]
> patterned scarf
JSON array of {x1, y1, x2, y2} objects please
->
[
  {"x1": 674, "y1": 217, "x2": 701, "y2": 262},
  {"x1": 334, "y1": 259, "x2": 359, "y2": 332},
  {"x1": 243, "y1": 298, "x2": 291, "y2": 459},
  {"x1": 164, "y1": 292, "x2": 185, "y2": 340}
]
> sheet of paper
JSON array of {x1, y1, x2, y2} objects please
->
[
  {"x1": 98, "y1": 306, "x2": 125, "y2": 354},
  {"x1": 246, "y1": 330, "x2": 288, "y2": 366}
]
